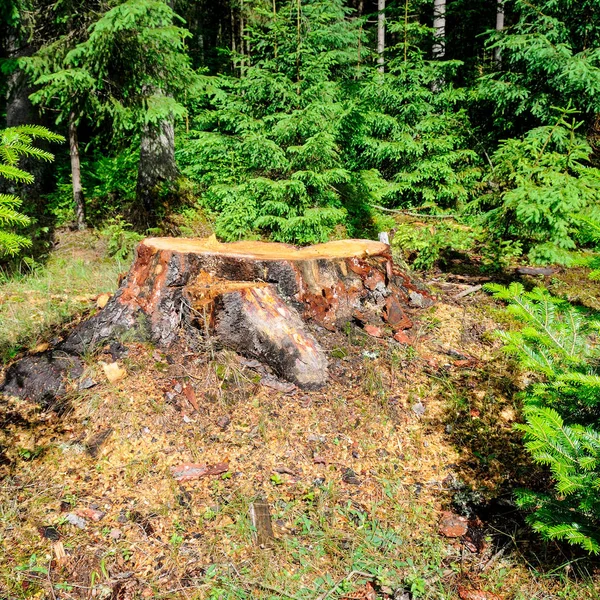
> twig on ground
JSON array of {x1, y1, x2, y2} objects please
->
[
  {"x1": 479, "y1": 542, "x2": 508, "y2": 572},
  {"x1": 47, "y1": 563, "x2": 57, "y2": 600},
  {"x1": 241, "y1": 579, "x2": 305, "y2": 600},
  {"x1": 372, "y1": 205, "x2": 456, "y2": 219},
  {"x1": 453, "y1": 284, "x2": 482, "y2": 299}
]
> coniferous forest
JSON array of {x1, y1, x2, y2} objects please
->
[{"x1": 2, "y1": 1, "x2": 600, "y2": 598}]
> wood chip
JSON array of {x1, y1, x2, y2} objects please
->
[
  {"x1": 101, "y1": 361, "x2": 126, "y2": 383},
  {"x1": 439, "y1": 511, "x2": 468, "y2": 537},
  {"x1": 170, "y1": 461, "x2": 229, "y2": 482},
  {"x1": 96, "y1": 293, "x2": 111, "y2": 309},
  {"x1": 84, "y1": 428, "x2": 113, "y2": 458},
  {"x1": 52, "y1": 541, "x2": 66, "y2": 564},
  {"x1": 249, "y1": 498, "x2": 275, "y2": 548},
  {"x1": 457, "y1": 586, "x2": 502, "y2": 600}
]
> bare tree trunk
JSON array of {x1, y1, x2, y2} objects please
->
[
  {"x1": 272, "y1": 0, "x2": 278, "y2": 58},
  {"x1": 68, "y1": 112, "x2": 86, "y2": 231},
  {"x1": 230, "y1": 4, "x2": 238, "y2": 75},
  {"x1": 403, "y1": 0, "x2": 409, "y2": 62},
  {"x1": 243, "y1": 0, "x2": 251, "y2": 68},
  {"x1": 432, "y1": 0, "x2": 446, "y2": 59},
  {"x1": 296, "y1": 0, "x2": 301, "y2": 92},
  {"x1": 377, "y1": 0, "x2": 385, "y2": 73},
  {"x1": 240, "y1": 0, "x2": 246, "y2": 76},
  {"x1": 136, "y1": 118, "x2": 178, "y2": 229},
  {"x1": 495, "y1": 0, "x2": 504, "y2": 64}
]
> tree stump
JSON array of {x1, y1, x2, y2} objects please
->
[{"x1": 2, "y1": 236, "x2": 432, "y2": 397}]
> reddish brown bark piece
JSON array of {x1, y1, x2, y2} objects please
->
[
  {"x1": 458, "y1": 586, "x2": 502, "y2": 600},
  {"x1": 393, "y1": 330, "x2": 412, "y2": 344},
  {"x1": 170, "y1": 461, "x2": 229, "y2": 481},
  {"x1": 364, "y1": 325, "x2": 384, "y2": 338},
  {"x1": 383, "y1": 295, "x2": 413, "y2": 330},
  {"x1": 76, "y1": 508, "x2": 105, "y2": 522},
  {"x1": 439, "y1": 511, "x2": 468, "y2": 537},
  {"x1": 183, "y1": 384, "x2": 199, "y2": 411}
]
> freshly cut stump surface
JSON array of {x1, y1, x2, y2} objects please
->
[{"x1": 2, "y1": 236, "x2": 432, "y2": 397}]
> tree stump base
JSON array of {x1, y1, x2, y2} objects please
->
[{"x1": 2, "y1": 236, "x2": 433, "y2": 398}]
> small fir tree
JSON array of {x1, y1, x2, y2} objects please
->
[
  {"x1": 0, "y1": 125, "x2": 63, "y2": 256},
  {"x1": 488, "y1": 282, "x2": 600, "y2": 554}
]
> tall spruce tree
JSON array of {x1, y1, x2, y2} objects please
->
[
  {"x1": 478, "y1": 0, "x2": 600, "y2": 134},
  {"x1": 24, "y1": 0, "x2": 195, "y2": 228},
  {"x1": 177, "y1": 0, "x2": 364, "y2": 243}
]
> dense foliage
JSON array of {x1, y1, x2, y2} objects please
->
[
  {"x1": 0, "y1": 125, "x2": 62, "y2": 255},
  {"x1": 3, "y1": 0, "x2": 599, "y2": 259},
  {"x1": 2, "y1": 0, "x2": 600, "y2": 555},
  {"x1": 488, "y1": 283, "x2": 600, "y2": 554},
  {"x1": 178, "y1": 0, "x2": 361, "y2": 243},
  {"x1": 479, "y1": 111, "x2": 600, "y2": 264}
]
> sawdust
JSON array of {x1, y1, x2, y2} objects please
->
[{"x1": 0, "y1": 283, "x2": 596, "y2": 599}]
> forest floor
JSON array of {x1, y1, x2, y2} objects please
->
[{"x1": 1, "y1": 230, "x2": 600, "y2": 600}]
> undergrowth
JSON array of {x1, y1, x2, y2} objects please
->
[
  {"x1": 0, "y1": 231, "x2": 122, "y2": 362},
  {"x1": 488, "y1": 282, "x2": 600, "y2": 554}
]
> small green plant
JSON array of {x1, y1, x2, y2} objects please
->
[
  {"x1": 391, "y1": 220, "x2": 475, "y2": 271},
  {"x1": 487, "y1": 282, "x2": 600, "y2": 553},
  {"x1": 169, "y1": 532, "x2": 184, "y2": 548},
  {"x1": 15, "y1": 554, "x2": 48, "y2": 575},
  {"x1": 407, "y1": 575, "x2": 426, "y2": 598},
  {"x1": 100, "y1": 217, "x2": 143, "y2": 260},
  {"x1": 16, "y1": 446, "x2": 44, "y2": 461},
  {"x1": 120, "y1": 547, "x2": 133, "y2": 561}
]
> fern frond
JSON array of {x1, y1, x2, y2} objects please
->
[{"x1": 0, "y1": 163, "x2": 34, "y2": 184}]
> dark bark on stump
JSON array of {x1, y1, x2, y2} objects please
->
[
  {"x1": 1, "y1": 41, "x2": 54, "y2": 209},
  {"x1": 1, "y1": 353, "x2": 83, "y2": 407}
]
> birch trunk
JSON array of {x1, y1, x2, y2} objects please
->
[
  {"x1": 495, "y1": 0, "x2": 505, "y2": 64},
  {"x1": 68, "y1": 112, "x2": 86, "y2": 231},
  {"x1": 432, "y1": 0, "x2": 446, "y2": 59},
  {"x1": 377, "y1": 0, "x2": 385, "y2": 73}
]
